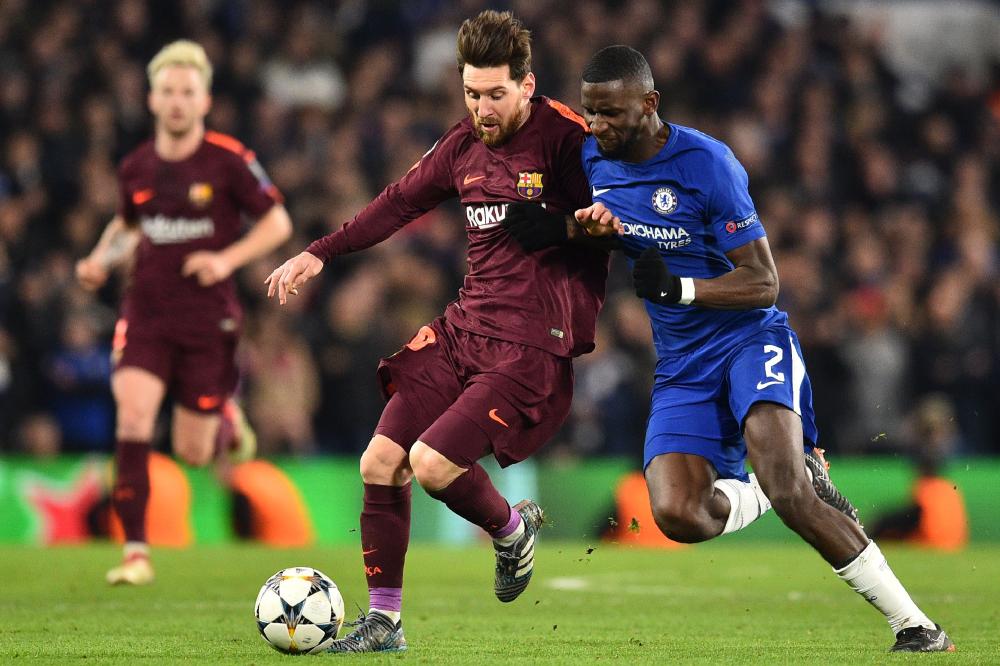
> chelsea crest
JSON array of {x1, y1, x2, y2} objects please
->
[{"x1": 652, "y1": 187, "x2": 678, "y2": 215}]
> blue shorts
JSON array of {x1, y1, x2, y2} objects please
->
[{"x1": 643, "y1": 325, "x2": 818, "y2": 481}]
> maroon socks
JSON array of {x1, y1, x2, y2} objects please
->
[
  {"x1": 359, "y1": 466, "x2": 513, "y2": 613},
  {"x1": 425, "y1": 463, "x2": 512, "y2": 534},
  {"x1": 361, "y1": 483, "x2": 412, "y2": 612},
  {"x1": 112, "y1": 439, "x2": 150, "y2": 543}
]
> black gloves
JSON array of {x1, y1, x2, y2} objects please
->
[
  {"x1": 502, "y1": 203, "x2": 568, "y2": 251},
  {"x1": 633, "y1": 246, "x2": 682, "y2": 304}
]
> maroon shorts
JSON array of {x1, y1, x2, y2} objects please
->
[
  {"x1": 374, "y1": 317, "x2": 573, "y2": 468},
  {"x1": 112, "y1": 318, "x2": 239, "y2": 413}
]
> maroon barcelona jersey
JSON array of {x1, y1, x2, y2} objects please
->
[
  {"x1": 307, "y1": 97, "x2": 609, "y2": 357},
  {"x1": 116, "y1": 131, "x2": 281, "y2": 331}
]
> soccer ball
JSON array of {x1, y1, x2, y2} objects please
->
[{"x1": 254, "y1": 566, "x2": 345, "y2": 654}]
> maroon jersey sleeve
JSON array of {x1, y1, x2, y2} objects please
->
[
  {"x1": 204, "y1": 131, "x2": 282, "y2": 218},
  {"x1": 116, "y1": 149, "x2": 144, "y2": 226},
  {"x1": 306, "y1": 125, "x2": 463, "y2": 261},
  {"x1": 548, "y1": 101, "x2": 592, "y2": 210}
]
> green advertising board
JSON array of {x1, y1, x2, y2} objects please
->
[{"x1": 0, "y1": 455, "x2": 996, "y2": 545}]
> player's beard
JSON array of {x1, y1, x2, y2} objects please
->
[
  {"x1": 594, "y1": 123, "x2": 645, "y2": 159},
  {"x1": 471, "y1": 106, "x2": 526, "y2": 147},
  {"x1": 595, "y1": 132, "x2": 635, "y2": 159}
]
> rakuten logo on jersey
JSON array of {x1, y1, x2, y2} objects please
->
[
  {"x1": 465, "y1": 203, "x2": 508, "y2": 230},
  {"x1": 621, "y1": 221, "x2": 692, "y2": 250},
  {"x1": 141, "y1": 215, "x2": 214, "y2": 244}
]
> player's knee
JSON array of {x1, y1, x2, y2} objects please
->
[
  {"x1": 409, "y1": 442, "x2": 462, "y2": 492},
  {"x1": 173, "y1": 437, "x2": 213, "y2": 467},
  {"x1": 116, "y1": 422, "x2": 153, "y2": 442},
  {"x1": 764, "y1": 479, "x2": 814, "y2": 522},
  {"x1": 176, "y1": 447, "x2": 213, "y2": 467},
  {"x1": 115, "y1": 405, "x2": 155, "y2": 441},
  {"x1": 359, "y1": 439, "x2": 411, "y2": 485},
  {"x1": 650, "y1": 496, "x2": 715, "y2": 543}
]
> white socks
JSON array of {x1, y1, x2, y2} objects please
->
[
  {"x1": 715, "y1": 473, "x2": 772, "y2": 535},
  {"x1": 715, "y1": 477, "x2": 933, "y2": 635},
  {"x1": 835, "y1": 541, "x2": 935, "y2": 633},
  {"x1": 494, "y1": 519, "x2": 525, "y2": 547},
  {"x1": 371, "y1": 609, "x2": 401, "y2": 624},
  {"x1": 123, "y1": 541, "x2": 149, "y2": 558}
]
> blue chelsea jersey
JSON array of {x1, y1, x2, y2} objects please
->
[{"x1": 582, "y1": 123, "x2": 787, "y2": 357}]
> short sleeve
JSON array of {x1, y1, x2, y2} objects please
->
[
  {"x1": 707, "y1": 148, "x2": 765, "y2": 252},
  {"x1": 116, "y1": 162, "x2": 137, "y2": 224},
  {"x1": 230, "y1": 151, "x2": 282, "y2": 219}
]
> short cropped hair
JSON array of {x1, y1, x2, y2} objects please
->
[
  {"x1": 456, "y1": 10, "x2": 532, "y2": 82},
  {"x1": 147, "y1": 40, "x2": 213, "y2": 90},
  {"x1": 582, "y1": 45, "x2": 653, "y2": 90}
]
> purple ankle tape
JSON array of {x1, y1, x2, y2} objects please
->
[
  {"x1": 490, "y1": 507, "x2": 522, "y2": 539},
  {"x1": 369, "y1": 587, "x2": 402, "y2": 613}
]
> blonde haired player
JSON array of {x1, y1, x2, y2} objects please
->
[{"x1": 76, "y1": 40, "x2": 292, "y2": 585}]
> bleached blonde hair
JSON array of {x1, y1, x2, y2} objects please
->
[{"x1": 147, "y1": 40, "x2": 212, "y2": 90}]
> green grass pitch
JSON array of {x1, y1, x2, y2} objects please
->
[{"x1": 1, "y1": 542, "x2": 996, "y2": 663}]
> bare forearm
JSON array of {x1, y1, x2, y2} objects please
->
[
  {"x1": 90, "y1": 216, "x2": 139, "y2": 269},
  {"x1": 221, "y1": 204, "x2": 293, "y2": 270},
  {"x1": 691, "y1": 266, "x2": 777, "y2": 310}
]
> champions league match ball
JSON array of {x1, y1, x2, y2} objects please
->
[{"x1": 254, "y1": 567, "x2": 345, "y2": 654}]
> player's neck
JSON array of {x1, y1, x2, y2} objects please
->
[
  {"x1": 514, "y1": 100, "x2": 532, "y2": 133},
  {"x1": 154, "y1": 124, "x2": 205, "y2": 162},
  {"x1": 629, "y1": 118, "x2": 668, "y2": 163}
]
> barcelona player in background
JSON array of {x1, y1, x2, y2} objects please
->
[
  {"x1": 267, "y1": 10, "x2": 611, "y2": 653},
  {"x1": 575, "y1": 45, "x2": 953, "y2": 653},
  {"x1": 75, "y1": 40, "x2": 292, "y2": 586}
]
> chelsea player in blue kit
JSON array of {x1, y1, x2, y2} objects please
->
[{"x1": 574, "y1": 46, "x2": 953, "y2": 653}]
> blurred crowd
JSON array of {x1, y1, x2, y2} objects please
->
[{"x1": 1, "y1": 0, "x2": 998, "y2": 459}]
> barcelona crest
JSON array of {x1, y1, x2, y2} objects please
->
[
  {"x1": 516, "y1": 171, "x2": 543, "y2": 199},
  {"x1": 189, "y1": 182, "x2": 214, "y2": 207}
]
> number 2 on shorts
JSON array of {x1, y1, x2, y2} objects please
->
[{"x1": 756, "y1": 344, "x2": 785, "y2": 390}]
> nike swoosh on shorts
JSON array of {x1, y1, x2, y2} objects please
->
[{"x1": 756, "y1": 380, "x2": 784, "y2": 390}]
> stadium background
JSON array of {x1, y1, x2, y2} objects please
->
[{"x1": 1, "y1": 0, "x2": 999, "y2": 545}]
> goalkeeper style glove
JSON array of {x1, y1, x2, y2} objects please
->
[
  {"x1": 633, "y1": 246, "x2": 695, "y2": 305},
  {"x1": 501, "y1": 202, "x2": 568, "y2": 251}
]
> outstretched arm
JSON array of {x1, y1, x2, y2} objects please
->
[
  {"x1": 265, "y1": 130, "x2": 461, "y2": 304},
  {"x1": 75, "y1": 215, "x2": 140, "y2": 291},
  {"x1": 182, "y1": 203, "x2": 293, "y2": 287},
  {"x1": 263, "y1": 182, "x2": 440, "y2": 305}
]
